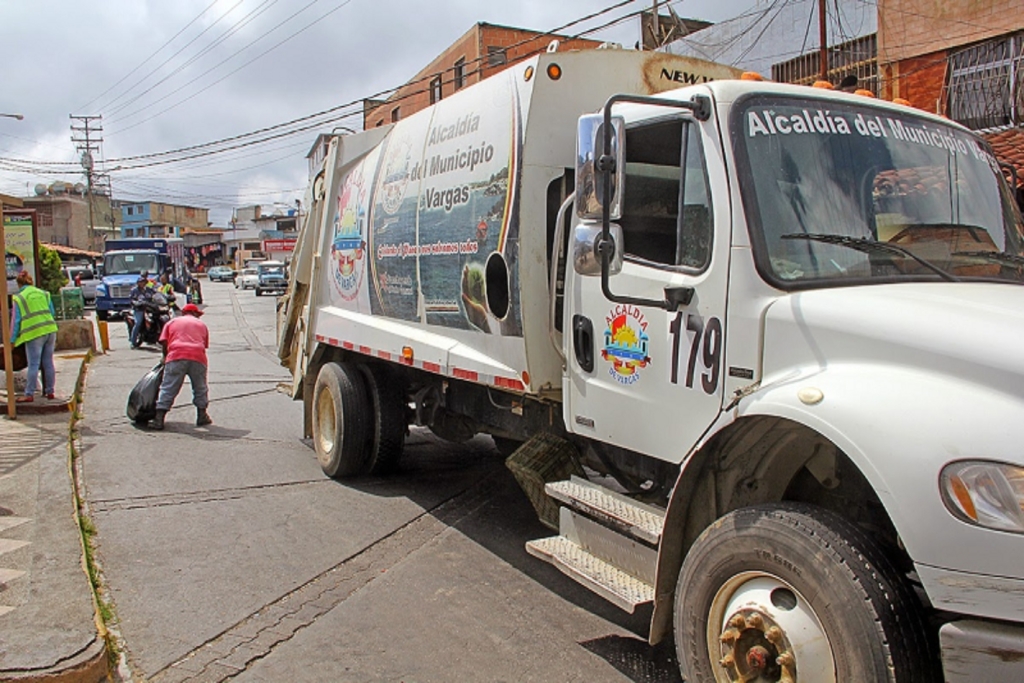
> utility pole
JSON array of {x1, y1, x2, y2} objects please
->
[
  {"x1": 818, "y1": 0, "x2": 828, "y2": 82},
  {"x1": 70, "y1": 115, "x2": 102, "y2": 251},
  {"x1": 652, "y1": 0, "x2": 660, "y2": 47}
]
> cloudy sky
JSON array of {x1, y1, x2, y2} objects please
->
[{"x1": 1, "y1": 0, "x2": 753, "y2": 226}]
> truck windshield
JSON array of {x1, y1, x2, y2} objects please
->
[
  {"x1": 733, "y1": 95, "x2": 1024, "y2": 287},
  {"x1": 104, "y1": 253, "x2": 161, "y2": 275},
  {"x1": 260, "y1": 266, "x2": 284, "y2": 276}
]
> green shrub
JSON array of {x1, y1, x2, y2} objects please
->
[{"x1": 37, "y1": 244, "x2": 66, "y2": 295}]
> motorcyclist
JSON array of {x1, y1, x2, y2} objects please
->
[
  {"x1": 158, "y1": 272, "x2": 179, "y2": 315},
  {"x1": 129, "y1": 275, "x2": 155, "y2": 348}
]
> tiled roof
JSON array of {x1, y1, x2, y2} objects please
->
[{"x1": 983, "y1": 128, "x2": 1024, "y2": 187}]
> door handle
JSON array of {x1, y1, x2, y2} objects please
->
[{"x1": 573, "y1": 315, "x2": 595, "y2": 373}]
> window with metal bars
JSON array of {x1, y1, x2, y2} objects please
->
[
  {"x1": 453, "y1": 58, "x2": 465, "y2": 90},
  {"x1": 947, "y1": 32, "x2": 1024, "y2": 131}
]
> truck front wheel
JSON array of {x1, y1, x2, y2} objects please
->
[
  {"x1": 674, "y1": 503, "x2": 936, "y2": 683},
  {"x1": 97, "y1": 310, "x2": 108, "y2": 321},
  {"x1": 312, "y1": 362, "x2": 370, "y2": 478}
]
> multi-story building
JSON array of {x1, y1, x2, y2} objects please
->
[
  {"x1": 362, "y1": 22, "x2": 600, "y2": 129},
  {"x1": 21, "y1": 183, "x2": 119, "y2": 252},
  {"x1": 120, "y1": 201, "x2": 209, "y2": 238},
  {"x1": 878, "y1": 0, "x2": 1023, "y2": 198},
  {"x1": 224, "y1": 204, "x2": 300, "y2": 268}
]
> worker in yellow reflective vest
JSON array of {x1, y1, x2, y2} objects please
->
[{"x1": 10, "y1": 270, "x2": 58, "y2": 403}]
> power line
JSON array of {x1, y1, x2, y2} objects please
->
[
  {"x1": 104, "y1": 0, "x2": 285, "y2": 119},
  {"x1": 2, "y1": 0, "x2": 639, "y2": 195},
  {"x1": 107, "y1": 0, "x2": 352, "y2": 131},
  {"x1": 79, "y1": 0, "x2": 223, "y2": 113}
]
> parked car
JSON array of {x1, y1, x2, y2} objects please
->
[
  {"x1": 63, "y1": 265, "x2": 99, "y2": 303},
  {"x1": 207, "y1": 265, "x2": 236, "y2": 283},
  {"x1": 236, "y1": 268, "x2": 259, "y2": 290}
]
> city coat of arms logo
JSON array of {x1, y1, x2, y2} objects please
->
[{"x1": 601, "y1": 305, "x2": 651, "y2": 385}]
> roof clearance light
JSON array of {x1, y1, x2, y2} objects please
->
[
  {"x1": 892, "y1": 97, "x2": 912, "y2": 107},
  {"x1": 940, "y1": 461, "x2": 1024, "y2": 533},
  {"x1": 740, "y1": 72, "x2": 764, "y2": 81},
  {"x1": 812, "y1": 80, "x2": 835, "y2": 89},
  {"x1": 524, "y1": 66, "x2": 534, "y2": 82},
  {"x1": 546, "y1": 63, "x2": 562, "y2": 81},
  {"x1": 854, "y1": 89, "x2": 875, "y2": 98}
]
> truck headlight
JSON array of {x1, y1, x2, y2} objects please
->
[
  {"x1": 96, "y1": 283, "x2": 107, "y2": 296},
  {"x1": 940, "y1": 461, "x2": 1024, "y2": 533}
]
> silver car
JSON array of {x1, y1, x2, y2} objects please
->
[{"x1": 64, "y1": 266, "x2": 99, "y2": 303}]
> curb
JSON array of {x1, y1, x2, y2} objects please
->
[
  {"x1": 0, "y1": 350, "x2": 110, "y2": 683},
  {"x1": 0, "y1": 639, "x2": 108, "y2": 683}
]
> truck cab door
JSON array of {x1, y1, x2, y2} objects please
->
[{"x1": 565, "y1": 116, "x2": 730, "y2": 464}]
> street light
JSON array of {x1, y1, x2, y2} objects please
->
[{"x1": 0, "y1": 113, "x2": 24, "y2": 120}]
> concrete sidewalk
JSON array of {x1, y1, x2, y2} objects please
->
[{"x1": 0, "y1": 350, "x2": 108, "y2": 683}]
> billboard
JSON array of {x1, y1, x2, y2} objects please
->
[{"x1": 3, "y1": 210, "x2": 37, "y2": 292}]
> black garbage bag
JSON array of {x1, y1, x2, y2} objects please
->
[
  {"x1": 0, "y1": 343, "x2": 27, "y2": 371},
  {"x1": 127, "y1": 362, "x2": 164, "y2": 424}
]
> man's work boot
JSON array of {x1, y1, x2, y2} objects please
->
[
  {"x1": 196, "y1": 408, "x2": 213, "y2": 427},
  {"x1": 150, "y1": 410, "x2": 166, "y2": 430}
]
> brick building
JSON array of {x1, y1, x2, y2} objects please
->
[
  {"x1": 878, "y1": 0, "x2": 1024, "y2": 193},
  {"x1": 363, "y1": 23, "x2": 600, "y2": 129},
  {"x1": 21, "y1": 186, "x2": 119, "y2": 252}
]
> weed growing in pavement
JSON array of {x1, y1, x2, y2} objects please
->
[{"x1": 67, "y1": 351, "x2": 124, "y2": 673}]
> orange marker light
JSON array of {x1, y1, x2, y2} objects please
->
[
  {"x1": 521, "y1": 370, "x2": 530, "y2": 386},
  {"x1": 854, "y1": 89, "x2": 875, "y2": 98},
  {"x1": 524, "y1": 66, "x2": 534, "y2": 82},
  {"x1": 546, "y1": 63, "x2": 562, "y2": 81},
  {"x1": 402, "y1": 346, "x2": 414, "y2": 363},
  {"x1": 740, "y1": 71, "x2": 764, "y2": 81},
  {"x1": 949, "y1": 475, "x2": 978, "y2": 521},
  {"x1": 812, "y1": 80, "x2": 834, "y2": 89},
  {"x1": 892, "y1": 97, "x2": 912, "y2": 107}
]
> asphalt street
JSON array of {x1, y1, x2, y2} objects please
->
[{"x1": 78, "y1": 281, "x2": 682, "y2": 682}]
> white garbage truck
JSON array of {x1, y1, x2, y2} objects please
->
[{"x1": 278, "y1": 47, "x2": 1024, "y2": 682}]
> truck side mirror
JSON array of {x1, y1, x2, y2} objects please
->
[
  {"x1": 576, "y1": 113, "x2": 625, "y2": 221},
  {"x1": 573, "y1": 222, "x2": 624, "y2": 276}
]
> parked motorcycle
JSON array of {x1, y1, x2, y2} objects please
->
[{"x1": 129, "y1": 292, "x2": 171, "y2": 346}]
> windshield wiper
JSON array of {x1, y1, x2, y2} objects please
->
[
  {"x1": 780, "y1": 233, "x2": 959, "y2": 282},
  {"x1": 952, "y1": 250, "x2": 1024, "y2": 268}
]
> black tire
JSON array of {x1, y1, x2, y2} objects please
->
[
  {"x1": 674, "y1": 503, "x2": 936, "y2": 683},
  {"x1": 255, "y1": 288, "x2": 263, "y2": 297},
  {"x1": 312, "y1": 362, "x2": 371, "y2": 478},
  {"x1": 358, "y1": 364, "x2": 407, "y2": 475},
  {"x1": 97, "y1": 310, "x2": 108, "y2": 321}
]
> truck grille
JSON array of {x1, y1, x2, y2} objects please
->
[{"x1": 109, "y1": 284, "x2": 132, "y2": 298}]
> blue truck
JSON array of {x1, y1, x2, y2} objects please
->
[{"x1": 95, "y1": 238, "x2": 187, "y2": 320}]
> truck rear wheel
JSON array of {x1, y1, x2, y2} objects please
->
[
  {"x1": 312, "y1": 362, "x2": 370, "y2": 478},
  {"x1": 674, "y1": 503, "x2": 936, "y2": 683},
  {"x1": 359, "y1": 364, "x2": 406, "y2": 475}
]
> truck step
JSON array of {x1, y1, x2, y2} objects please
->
[
  {"x1": 526, "y1": 535, "x2": 654, "y2": 613},
  {"x1": 546, "y1": 476, "x2": 665, "y2": 545}
]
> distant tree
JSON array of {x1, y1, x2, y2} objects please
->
[{"x1": 37, "y1": 245, "x2": 66, "y2": 295}]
